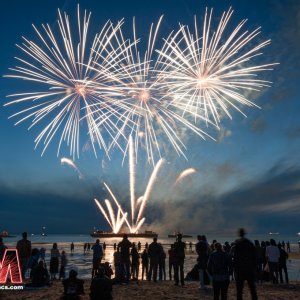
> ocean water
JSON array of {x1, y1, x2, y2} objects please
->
[{"x1": 3, "y1": 233, "x2": 300, "y2": 280}]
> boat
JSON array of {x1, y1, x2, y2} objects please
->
[
  {"x1": 269, "y1": 232, "x2": 280, "y2": 235},
  {"x1": 90, "y1": 230, "x2": 158, "y2": 238},
  {"x1": 168, "y1": 232, "x2": 193, "y2": 238},
  {"x1": 0, "y1": 230, "x2": 16, "y2": 238}
]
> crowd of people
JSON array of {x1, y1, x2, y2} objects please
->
[{"x1": 0, "y1": 229, "x2": 294, "y2": 300}]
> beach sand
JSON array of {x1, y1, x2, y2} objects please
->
[{"x1": 1, "y1": 280, "x2": 300, "y2": 300}]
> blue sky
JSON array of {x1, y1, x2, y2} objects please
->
[{"x1": 0, "y1": 0, "x2": 299, "y2": 234}]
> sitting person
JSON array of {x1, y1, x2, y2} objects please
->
[
  {"x1": 90, "y1": 267, "x2": 112, "y2": 300},
  {"x1": 26, "y1": 260, "x2": 50, "y2": 288},
  {"x1": 61, "y1": 270, "x2": 84, "y2": 300},
  {"x1": 102, "y1": 262, "x2": 114, "y2": 279}
]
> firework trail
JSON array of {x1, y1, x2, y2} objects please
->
[
  {"x1": 175, "y1": 168, "x2": 197, "y2": 184},
  {"x1": 91, "y1": 16, "x2": 212, "y2": 166},
  {"x1": 60, "y1": 157, "x2": 84, "y2": 179},
  {"x1": 157, "y1": 7, "x2": 277, "y2": 126},
  {"x1": 4, "y1": 5, "x2": 130, "y2": 159}
]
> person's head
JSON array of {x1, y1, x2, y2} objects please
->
[
  {"x1": 22, "y1": 232, "x2": 27, "y2": 239},
  {"x1": 53, "y1": 243, "x2": 57, "y2": 249},
  {"x1": 202, "y1": 235, "x2": 207, "y2": 242},
  {"x1": 278, "y1": 243, "x2": 282, "y2": 249},
  {"x1": 62, "y1": 250, "x2": 65, "y2": 255},
  {"x1": 197, "y1": 235, "x2": 201, "y2": 241},
  {"x1": 38, "y1": 260, "x2": 45, "y2": 268},
  {"x1": 123, "y1": 234, "x2": 128, "y2": 240},
  {"x1": 177, "y1": 234, "x2": 182, "y2": 241},
  {"x1": 171, "y1": 244, "x2": 174, "y2": 250},
  {"x1": 261, "y1": 241, "x2": 266, "y2": 247},
  {"x1": 237, "y1": 228, "x2": 246, "y2": 238},
  {"x1": 132, "y1": 242, "x2": 136, "y2": 247},
  {"x1": 270, "y1": 239, "x2": 276, "y2": 246},
  {"x1": 214, "y1": 242, "x2": 223, "y2": 252},
  {"x1": 96, "y1": 266, "x2": 105, "y2": 278},
  {"x1": 254, "y1": 240, "x2": 260, "y2": 247},
  {"x1": 153, "y1": 237, "x2": 157, "y2": 243},
  {"x1": 69, "y1": 269, "x2": 78, "y2": 280},
  {"x1": 96, "y1": 239, "x2": 100, "y2": 244}
]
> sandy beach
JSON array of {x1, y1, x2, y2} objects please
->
[{"x1": 1, "y1": 280, "x2": 300, "y2": 300}]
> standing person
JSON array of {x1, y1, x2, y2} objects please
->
[
  {"x1": 254, "y1": 240, "x2": 264, "y2": 284},
  {"x1": 118, "y1": 234, "x2": 132, "y2": 283},
  {"x1": 168, "y1": 244, "x2": 176, "y2": 280},
  {"x1": 196, "y1": 235, "x2": 209, "y2": 289},
  {"x1": 286, "y1": 241, "x2": 291, "y2": 253},
  {"x1": 87, "y1": 243, "x2": 91, "y2": 252},
  {"x1": 113, "y1": 243, "x2": 117, "y2": 251},
  {"x1": 138, "y1": 241, "x2": 142, "y2": 252},
  {"x1": 16, "y1": 232, "x2": 31, "y2": 277},
  {"x1": 50, "y1": 243, "x2": 60, "y2": 280},
  {"x1": 173, "y1": 233, "x2": 186, "y2": 286},
  {"x1": 84, "y1": 243, "x2": 87, "y2": 254},
  {"x1": 59, "y1": 251, "x2": 68, "y2": 280},
  {"x1": 131, "y1": 243, "x2": 140, "y2": 280},
  {"x1": 278, "y1": 244, "x2": 289, "y2": 284},
  {"x1": 92, "y1": 239, "x2": 103, "y2": 278},
  {"x1": 207, "y1": 242, "x2": 231, "y2": 300},
  {"x1": 103, "y1": 242, "x2": 106, "y2": 252},
  {"x1": 113, "y1": 247, "x2": 122, "y2": 282},
  {"x1": 141, "y1": 248, "x2": 149, "y2": 280},
  {"x1": 0, "y1": 237, "x2": 7, "y2": 260},
  {"x1": 70, "y1": 242, "x2": 74, "y2": 254},
  {"x1": 148, "y1": 237, "x2": 163, "y2": 282},
  {"x1": 233, "y1": 228, "x2": 257, "y2": 300},
  {"x1": 189, "y1": 242, "x2": 193, "y2": 253},
  {"x1": 158, "y1": 246, "x2": 166, "y2": 280},
  {"x1": 265, "y1": 239, "x2": 280, "y2": 284}
]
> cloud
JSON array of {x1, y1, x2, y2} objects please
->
[
  {"x1": 250, "y1": 118, "x2": 267, "y2": 133},
  {"x1": 216, "y1": 128, "x2": 232, "y2": 143}
]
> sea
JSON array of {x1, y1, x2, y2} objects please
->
[{"x1": 3, "y1": 233, "x2": 300, "y2": 280}]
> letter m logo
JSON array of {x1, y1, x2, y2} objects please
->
[{"x1": 0, "y1": 249, "x2": 23, "y2": 284}]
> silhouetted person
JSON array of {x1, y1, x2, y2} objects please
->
[
  {"x1": 266, "y1": 239, "x2": 280, "y2": 284},
  {"x1": 233, "y1": 228, "x2": 257, "y2": 300},
  {"x1": 90, "y1": 267, "x2": 112, "y2": 300},
  {"x1": 50, "y1": 243, "x2": 60, "y2": 280},
  {"x1": 189, "y1": 242, "x2": 193, "y2": 253},
  {"x1": 103, "y1": 242, "x2": 106, "y2": 252},
  {"x1": 60, "y1": 251, "x2": 68, "y2": 280},
  {"x1": 138, "y1": 241, "x2": 142, "y2": 252},
  {"x1": 141, "y1": 249, "x2": 149, "y2": 280},
  {"x1": 71, "y1": 242, "x2": 75, "y2": 254},
  {"x1": 145, "y1": 242, "x2": 148, "y2": 250},
  {"x1": 168, "y1": 244, "x2": 176, "y2": 280},
  {"x1": 113, "y1": 247, "x2": 122, "y2": 282},
  {"x1": 16, "y1": 232, "x2": 31, "y2": 277},
  {"x1": 148, "y1": 237, "x2": 163, "y2": 282},
  {"x1": 113, "y1": 243, "x2": 117, "y2": 251},
  {"x1": 26, "y1": 260, "x2": 50, "y2": 287},
  {"x1": 87, "y1": 243, "x2": 91, "y2": 251},
  {"x1": 118, "y1": 234, "x2": 132, "y2": 283},
  {"x1": 131, "y1": 243, "x2": 140, "y2": 280},
  {"x1": 0, "y1": 237, "x2": 7, "y2": 260},
  {"x1": 286, "y1": 241, "x2": 291, "y2": 253},
  {"x1": 84, "y1": 243, "x2": 87, "y2": 254},
  {"x1": 92, "y1": 239, "x2": 103, "y2": 278},
  {"x1": 278, "y1": 244, "x2": 289, "y2": 284},
  {"x1": 62, "y1": 270, "x2": 84, "y2": 300},
  {"x1": 207, "y1": 242, "x2": 231, "y2": 300},
  {"x1": 196, "y1": 235, "x2": 209, "y2": 289},
  {"x1": 254, "y1": 240, "x2": 264, "y2": 284},
  {"x1": 159, "y1": 246, "x2": 166, "y2": 280},
  {"x1": 173, "y1": 233, "x2": 186, "y2": 286}
]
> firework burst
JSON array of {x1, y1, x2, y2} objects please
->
[
  {"x1": 91, "y1": 16, "x2": 212, "y2": 166},
  {"x1": 4, "y1": 5, "x2": 130, "y2": 159},
  {"x1": 157, "y1": 8, "x2": 277, "y2": 126}
]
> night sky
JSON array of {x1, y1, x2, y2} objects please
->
[{"x1": 0, "y1": 0, "x2": 299, "y2": 235}]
